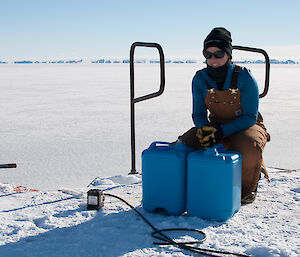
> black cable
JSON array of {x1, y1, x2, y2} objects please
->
[
  {"x1": 152, "y1": 228, "x2": 206, "y2": 245},
  {"x1": 104, "y1": 193, "x2": 250, "y2": 257}
]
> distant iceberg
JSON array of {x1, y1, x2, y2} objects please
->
[{"x1": 4, "y1": 57, "x2": 299, "y2": 65}]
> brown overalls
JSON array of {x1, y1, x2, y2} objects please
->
[{"x1": 179, "y1": 66, "x2": 270, "y2": 199}]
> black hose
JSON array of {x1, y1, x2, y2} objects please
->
[
  {"x1": 104, "y1": 193, "x2": 250, "y2": 257},
  {"x1": 152, "y1": 228, "x2": 206, "y2": 245}
]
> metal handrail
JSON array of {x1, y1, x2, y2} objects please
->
[
  {"x1": 129, "y1": 42, "x2": 165, "y2": 174},
  {"x1": 233, "y1": 45, "x2": 270, "y2": 98}
]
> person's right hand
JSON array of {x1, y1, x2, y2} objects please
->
[
  {"x1": 196, "y1": 126, "x2": 211, "y2": 141},
  {"x1": 196, "y1": 125, "x2": 224, "y2": 149}
]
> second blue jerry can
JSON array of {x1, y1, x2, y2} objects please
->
[
  {"x1": 142, "y1": 142, "x2": 192, "y2": 215},
  {"x1": 186, "y1": 145, "x2": 242, "y2": 221}
]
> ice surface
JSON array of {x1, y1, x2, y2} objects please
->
[
  {"x1": 0, "y1": 63, "x2": 299, "y2": 190},
  {"x1": 0, "y1": 63, "x2": 299, "y2": 256}
]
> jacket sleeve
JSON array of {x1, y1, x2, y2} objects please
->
[
  {"x1": 221, "y1": 68, "x2": 259, "y2": 136},
  {"x1": 192, "y1": 73, "x2": 210, "y2": 128}
]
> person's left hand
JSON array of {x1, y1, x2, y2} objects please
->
[{"x1": 198, "y1": 125, "x2": 224, "y2": 149}]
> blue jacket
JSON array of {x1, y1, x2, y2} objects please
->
[{"x1": 192, "y1": 64, "x2": 259, "y2": 137}]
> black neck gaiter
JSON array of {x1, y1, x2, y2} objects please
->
[{"x1": 206, "y1": 60, "x2": 231, "y2": 90}]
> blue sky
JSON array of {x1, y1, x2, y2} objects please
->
[{"x1": 1, "y1": 0, "x2": 300, "y2": 60}]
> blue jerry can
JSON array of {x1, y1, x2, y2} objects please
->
[
  {"x1": 186, "y1": 145, "x2": 242, "y2": 221},
  {"x1": 142, "y1": 142, "x2": 192, "y2": 215}
]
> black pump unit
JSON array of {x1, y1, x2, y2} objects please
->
[{"x1": 87, "y1": 189, "x2": 104, "y2": 210}]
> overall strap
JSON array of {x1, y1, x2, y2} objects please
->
[{"x1": 230, "y1": 65, "x2": 241, "y2": 89}]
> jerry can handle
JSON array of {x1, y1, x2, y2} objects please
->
[
  {"x1": 204, "y1": 144, "x2": 226, "y2": 156},
  {"x1": 149, "y1": 141, "x2": 172, "y2": 150}
]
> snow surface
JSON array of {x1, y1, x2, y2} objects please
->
[{"x1": 0, "y1": 63, "x2": 299, "y2": 256}]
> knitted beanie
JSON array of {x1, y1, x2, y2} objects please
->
[{"x1": 203, "y1": 27, "x2": 232, "y2": 58}]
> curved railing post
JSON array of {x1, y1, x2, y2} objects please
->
[
  {"x1": 129, "y1": 42, "x2": 165, "y2": 174},
  {"x1": 233, "y1": 45, "x2": 270, "y2": 98}
]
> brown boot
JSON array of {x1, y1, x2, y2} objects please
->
[
  {"x1": 241, "y1": 191, "x2": 257, "y2": 204},
  {"x1": 241, "y1": 183, "x2": 258, "y2": 204}
]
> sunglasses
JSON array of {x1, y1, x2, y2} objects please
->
[{"x1": 203, "y1": 50, "x2": 226, "y2": 59}]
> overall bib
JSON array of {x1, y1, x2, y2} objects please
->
[{"x1": 179, "y1": 67, "x2": 270, "y2": 199}]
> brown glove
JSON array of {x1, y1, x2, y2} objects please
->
[
  {"x1": 196, "y1": 127, "x2": 206, "y2": 141},
  {"x1": 197, "y1": 125, "x2": 224, "y2": 149}
]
